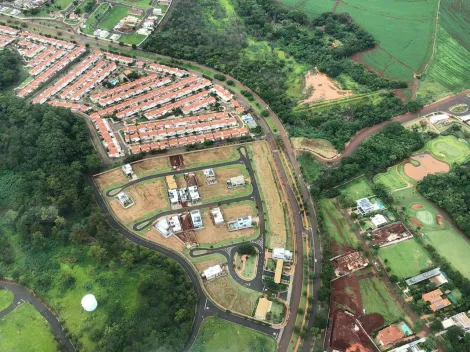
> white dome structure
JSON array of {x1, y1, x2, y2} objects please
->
[{"x1": 81, "y1": 294, "x2": 98, "y2": 312}]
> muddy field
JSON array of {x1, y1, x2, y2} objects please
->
[
  {"x1": 108, "y1": 179, "x2": 169, "y2": 223},
  {"x1": 195, "y1": 204, "x2": 256, "y2": 245},
  {"x1": 329, "y1": 310, "x2": 377, "y2": 352},
  {"x1": 195, "y1": 167, "x2": 249, "y2": 200},
  {"x1": 250, "y1": 142, "x2": 287, "y2": 248},
  {"x1": 404, "y1": 154, "x2": 450, "y2": 181},
  {"x1": 95, "y1": 168, "x2": 128, "y2": 190},
  {"x1": 301, "y1": 70, "x2": 352, "y2": 103}
]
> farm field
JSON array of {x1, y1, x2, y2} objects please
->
[
  {"x1": 379, "y1": 238, "x2": 433, "y2": 278},
  {"x1": 190, "y1": 317, "x2": 276, "y2": 352},
  {"x1": 360, "y1": 49, "x2": 415, "y2": 82},
  {"x1": 204, "y1": 274, "x2": 261, "y2": 316},
  {"x1": 319, "y1": 198, "x2": 358, "y2": 248},
  {"x1": 0, "y1": 303, "x2": 58, "y2": 352},
  {"x1": 360, "y1": 277, "x2": 405, "y2": 325},
  {"x1": 297, "y1": 152, "x2": 324, "y2": 184},
  {"x1": 0, "y1": 288, "x2": 13, "y2": 311},
  {"x1": 340, "y1": 176, "x2": 374, "y2": 200},
  {"x1": 373, "y1": 165, "x2": 408, "y2": 192},
  {"x1": 248, "y1": 142, "x2": 288, "y2": 248},
  {"x1": 98, "y1": 5, "x2": 139, "y2": 31},
  {"x1": 425, "y1": 135, "x2": 470, "y2": 165},
  {"x1": 291, "y1": 137, "x2": 338, "y2": 159}
]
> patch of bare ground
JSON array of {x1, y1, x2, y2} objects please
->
[
  {"x1": 183, "y1": 145, "x2": 238, "y2": 166},
  {"x1": 250, "y1": 142, "x2": 287, "y2": 248},
  {"x1": 195, "y1": 205, "x2": 256, "y2": 245},
  {"x1": 193, "y1": 256, "x2": 226, "y2": 272},
  {"x1": 291, "y1": 137, "x2": 338, "y2": 158},
  {"x1": 132, "y1": 156, "x2": 171, "y2": 177},
  {"x1": 108, "y1": 179, "x2": 169, "y2": 223},
  {"x1": 403, "y1": 154, "x2": 450, "y2": 181},
  {"x1": 195, "y1": 167, "x2": 249, "y2": 200},
  {"x1": 143, "y1": 227, "x2": 185, "y2": 252},
  {"x1": 301, "y1": 69, "x2": 352, "y2": 103},
  {"x1": 95, "y1": 168, "x2": 128, "y2": 191}
]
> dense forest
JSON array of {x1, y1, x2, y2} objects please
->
[
  {"x1": 144, "y1": 0, "x2": 407, "y2": 148},
  {"x1": 0, "y1": 95, "x2": 196, "y2": 351},
  {"x1": 418, "y1": 161, "x2": 470, "y2": 234},
  {"x1": 315, "y1": 123, "x2": 424, "y2": 191},
  {"x1": 0, "y1": 50, "x2": 23, "y2": 90}
]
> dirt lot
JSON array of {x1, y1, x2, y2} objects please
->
[
  {"x1": 195, "y1": 204, "x2": 256, "y2": 245},
  {"x1": 204, "y1": 276, "x2": 259, "y2": 316},
  {"x1": 132, "y1": 156, "x2": 171, "y2": 177},
  {"x1": 412, "y1": 204, "x2": 423, "y2": 209},
  {"x1": 193, "y1": 257, "x2": 225, "y2": 272},
  {"x1": 301, "y1": 69, "x2": 352, "y2": 104},
  {"x1": 403, "y1": 154, "x2": 450, "y2": 181},
  {"x1": 184, "y1": 146, "x2": 238, "y2": 166},
  {"x1": 291, "y1": 137, "x2": 338, "y2": 159},
  {"x1": 95, "y1": 168, "x2": 128, "y2": 191},
  {"x1": 143, "y1": 227, "x2": 185, "y2": 252},
  {"x1": 250, "y1": 142, "x2": 287, "y2": 248},
  {"x1": 108, "y1": 179, "x2": 169, "y2": 223},
  {"x1": 195, "y1": 166, "x2": 249, "y2": 200},
  {"x1": 329, "y1": 310, "x2": 376, "y2": 352}
]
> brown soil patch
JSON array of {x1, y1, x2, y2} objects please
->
[
  {"x1": 204, "y1": 275, "x2": 259, "y2": 316},
  {"x1": 291, "y1": 137, "x2": 338, "y2": 158},
  {"x1": 410, "y1": 217, "x2": 423, "y2": 227},
  {"x1": 195, "y1": 167, "x2": 248, "y2": 200},
  {"x1": 250, "y1": 142, "x2": 287, "y2": 248},
  {"x1": 403, "y1": 154, "x2": 450, "y2": 181},
  {"x1": 193, "y1": 257, "x2": 226, "y2": 272},
  {"x1": 143, "y1": 227, "x2": 185, "y2": 252},
  {"x1": 332, "y1": 242, "x2": 354, "y2": 257},
  {"x1": 183, "y1": 146, "x2": 237, "y2": 166},
  {"x1": 301, "y1": 69, "x2": 352, "y2": 103},
  {"x1": 330, "y1": 310, "x2": 376, "y2": 352},
  {"x1": 331, "y1": 274, "x2": 362, "y2": 314},
  {"x1": 359, "y1": 313, "x2": 385, "y2": 334},
  {"x1": 436, "y1": 215, "x2": 444, "y2": 226},
  {"x1": 95, "y1": 168, "x2": 128, "y2": 190},
  {"x1": 195, "y1": 206, "x2": 256, "y2": 245},
  {"x1": 412, "y1": 204, "x2": 423, "y2": 209},
  {"x1": 108, "y1": 179, "x2": 168, "y2": 223},
  {"x1": 132, "y1": 156, "x2": 171, "y2": 176}
]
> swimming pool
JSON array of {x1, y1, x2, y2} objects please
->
[{"x1": 400, "y1": 323, "x2": 412, "y2": 336}]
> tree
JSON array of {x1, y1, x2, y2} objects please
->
[
  {"x1": 120, "y1": 250, "x2": 134, "y2": 268},
  {"x1": 389, "y1": 275, "x2": 399, "y2": 283},
  {"x1": 89, "y1": 245, "x2": 108, "y2": 264},
  {"x1": 429, "y1": 319, "x2": 443, "y2": 332}
]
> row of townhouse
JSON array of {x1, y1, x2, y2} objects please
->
[
  {"x1": 90, "y1": 75, "x2": 201, "y2": 118},
  {"x1": 18, "y1": 46, "x2": 86, "y2": 97},
  {"x1": 90, "y1": 73, "x2": 160, "y2": 102},
  {"x1": 210, "y1": 85, "x2": 233, "y2": 102},
  {"x1": 146, "y1": 63, "x2": 187, "y2": 78},
  {"x1": 104, "y1": 52, "x2": 134, "y2": 65},
  {"x1": 0, "y1": 25, "x2": 19, "y2": 37},
  {"x1": 0, "y1": 34, "x2": 14, "y2": 48},
  {"x1": 128, "y1": 126, "x2": 249, "y2": 154},
  {"x1": 47, "y1": 100, "x2": 90, "y2": 113},
  {"x1": 21, "y1": 43, "x2": 46, "y2": 59},
  {"x1": 231, "y1": 99, "x2": 246, "y2": 114},
  {"x1": 27, "y1": 46, "x2": 55, "y2": 67},
  {"x1": 123, "y1": 117, "x2": 239, "y2": 143},
  {"x1": 89, "y1": 115, "x2": 124, "y2": 158},
  {"x1": 61, "y1": 61, "x2": 117, "y2": 101},
  {"x1": 33, "y1": 52, "x2": 102, "y2": 104},
  {"x1": 19, "y1": 31, "x2": 75, "y2": 50},
  {"x1": 30, "y1": 49, "x2": 67, "y2": 76},
  {"x1": 123, "y1": 112, "x2": 233, "y2": 134},
  {"x1": 94, "y1": 76, "x2": 172, "y2": 107},
  {"x1": 181, "y1": 96, "x2": 215, "y2": 115}
]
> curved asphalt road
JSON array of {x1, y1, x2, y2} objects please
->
[{"x1": 0, "y1": 281, "x2": 75, "y2": 352}]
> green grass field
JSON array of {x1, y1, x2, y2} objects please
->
[
  {"x1": 82, "y1": 3, "x2": 110, "y2": 35},
  {"x1": 298, "y1": 152, "x2": 324, "y2": 184},
  {"x1": 360, "y1": 277, "x2": 405, "y2": 325},
  {"x1": 190, "y1": 317, "x2": 276, "y2": 352},
  {"x1": 0, "y1": 303, "x2": 58, "y2": 352},
  {"x1": 319, "y1": 198, "x2": 358, "y2": 248},
  {"x1": 379, "y1": 238, "x2": 433, "y2": 278},
  {"x1": 115, "y1": 0, "x2": 153, "y2": 9},
  {"x1": 361, "y1": 49, "x2": 415, "y2": 82},
  {"x1": 0, "y1": 289, "x2": 13, "y2": 311},
  {"x1": 340, "y1": 176, "x2": 374, "y2": 200},
  {"x1": 98, "y1": 5, "x2": 141, "y2": 31},
  {"x1": 426, "y1": 135, "x2": 470, "y2": 165},
  {"x1": 373, "y1": 165, "x2": 408, "y2": 192}
]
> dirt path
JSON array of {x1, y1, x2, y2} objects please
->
[
  {"x1": 332, "y1": 0, "x2": 342, "y2": 13},
  {"x1": 419, "y1": 0, "x2": 442, "y2": 75}
]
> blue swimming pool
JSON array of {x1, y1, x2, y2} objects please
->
[
  {"x1": 400, "y1": 323, "x2": 412, "y2": 336},
  {"x1": 376, "y1": 200, "x2": 386, "y2": 210}
]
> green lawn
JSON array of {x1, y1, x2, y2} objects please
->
[
  {"x1": 379, "y1": 238, "x2": 433, "y2": 278},
  {"x1": 115, "y1": 0, "x2": 153, "y2": 10},
  {"x1": 98, "y1": 5, "x2": 140, "y2": 31},
  {"x1": 426, "y1": 135, "x2": 470, "y2": 165},
  {"x1": 0, "y1": 289, "x2": 13, "y2": 311},
  {"x1": 319, "y1": 198, "x2": 358, "y2": 248},
  {"x1": 340, "y1": 176, "x2": 374, "y2": 201},
  {"x1": 270, "y1": 300, "x2": 285, "y2": 324},
  {"x1": 190, "y1": 316, "x2": 277, "y2": 352},
  {"x1": 298, "y1": 152, "x2": 324, "y2": 184},
  {"x1": 0, "y1": 303, "x2": 58, "y2": 352},
  {"x1": 82, "y1": 3, "x2": 110, "y2": 35},
  {"x1": 360, "y1": 277, "x2": 405, "y2": 325},
  {"x1": 119, "y1": 33, "x2": 148, "y2": 46},
  {"x1": 373, "y1": 165, "x2": 408, "y2": 192}
]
